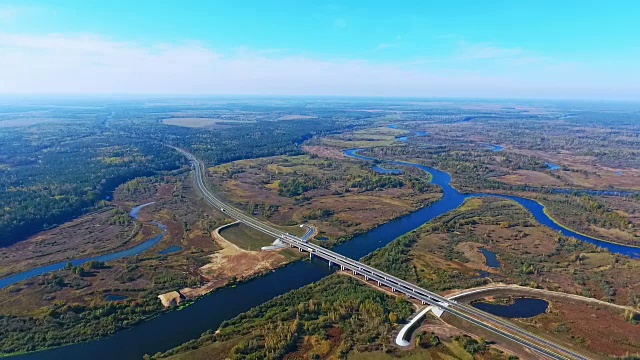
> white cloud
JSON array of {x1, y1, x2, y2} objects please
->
[{"x1": 0, "y1": 32, "x2": 637, "y2": 99}]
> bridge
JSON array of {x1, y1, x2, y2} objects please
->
[{"x1": 176, "y1": 148, "x2": 588, "y2": 360}]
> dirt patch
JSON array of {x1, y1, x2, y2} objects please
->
[{"x1": 158, "y1": 291, "x2": 185, "y2": 307}]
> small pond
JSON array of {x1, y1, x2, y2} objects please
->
[
  {"x1": 104, "y1": 294, "x2": 128, "y2": 302},
  {"x1": 395, "y1": 136, "x2": 408, "y2": 142},
  {"x1": 546, "y1": 162, "x2": 561, "y2": 170},
  {"x1": 480, "y1": 248, "x2": 501, "y2": 268},
  {"x1": 158, "y1": 246, "x2": 183, "y2": 255},
  {"x1": 315, "y1": 236, "x2": 329, "y2": 241},
  {"x1": 472, "y1": 298, "x2": 549, "y2": 318}
]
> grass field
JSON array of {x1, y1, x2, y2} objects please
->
[
  {"x1": 218, "y1": 222, "x2": 277, "y2": 250},
  {"x1": 319, "y1": 126, "x2": 410, "y2": 149}
]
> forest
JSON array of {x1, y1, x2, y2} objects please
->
[
  {"x1": 0, "y1": 122, "x2": 184, "y2": 246},
  {"x1": 0, "y1": 101, "x2": 367, "y2": 246}
]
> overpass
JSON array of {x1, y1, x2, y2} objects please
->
[{"x1": 176, "y1": 148, "x2": 588, "y2": 360}]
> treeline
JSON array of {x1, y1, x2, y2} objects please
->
[{"x1": 542, "y1": 194, "x2": 637, "y2": 245}]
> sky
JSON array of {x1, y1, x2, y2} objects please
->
[{"x1": 1, "y1": 0, "x2": 639, "y2": 100}]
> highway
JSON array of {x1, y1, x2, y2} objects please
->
[{"x1": 176, "y1": 147, "x2": 589, "y2": 360}]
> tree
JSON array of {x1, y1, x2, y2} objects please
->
[{"x1": 388, "y1": 312, "x2": 398, "y2": 324}]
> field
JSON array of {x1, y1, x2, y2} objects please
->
[
  {"x1": 218, "y1": 222, "x2": 276, "y2": 250},
  {"x1": 207, "y1": 153, "x2": 441, "y2": 245},
  {"x1": 319, "y1": 126, "x2": 409, "y2": 149}
]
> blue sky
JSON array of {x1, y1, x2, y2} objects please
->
[{"x1": 1, "y1": 0, "x2": 639, "y2": 99}]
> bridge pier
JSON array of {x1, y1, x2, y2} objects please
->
[
  {"x1": 391, "y1": 288, "x2": 395, "y2": 292},
  {"x1": 340, "y1": 265, "x2": 344, "y2": 270},
  {"x1": 364, "y1": 275, "x2": 369, "y2": 281},
  {"x1": 421, "y1": 300, "x2": 426, "y2": 305},
  {"x1": 352, "y1": 270, "x2": 357, "y2": 275},
  {"x1": 377, "y1": 281, "x2": 380, "y2": 286},
  {"x1": 309, "y1": 252, "x2": 312, "y2": 259},
  {"x1": 328, "y1": 261, "x2": 332, "y2": 267}
]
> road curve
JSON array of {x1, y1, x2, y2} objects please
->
[{"x1": 174, "y1": 147, "x2": 589, "y2": 360}]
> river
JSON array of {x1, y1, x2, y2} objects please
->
[
  {"x1": 0, "y1": 203, "x2": 166, "y2": 290},
  {"x1": 11, "y1": 148, "x2": 640, "y2": 359}
]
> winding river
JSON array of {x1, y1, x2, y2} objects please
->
[
  {"x1": 10, "y1": 147, "x2": 640, "y2": 359},
  {"x1": 345, "y1": 148, "x2": 640, "y2": 258},
  {"x1": 0, "y1": 203, "x2": 166, "y2": 290}
]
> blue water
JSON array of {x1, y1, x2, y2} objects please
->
[
  {"x1": 315, "y1": 236, "x2": 329, "y2": 241},
  {"x1": 546, "y1": 162, "x2": 561, "y2": 170},
  {"x1": 0, "y1": 203, "x2": 166, "y2": 290},
  {"x1": 158, "y1": 246, "x2": 183, "y2": 255},
  {"x1": 11, "y1": 147, "x2": 640, "y2": 359},
  {"x1": 415, "y1": 131, "x2": 428, "y2": 137},
  {"x1": 489, "y1": 145, "x2": 504, "y2": 152},
  {"x1": 480, "y1": 248, "x2": 501, "y2": 268},
  {"x1": 104, "y1": 294, "x2": 128, "y2": 302},
  {"x1": 472, "y1": 298, "x2": 549, "y2": 318},
  {"x1": 396, "y1": 136, "x2": 408, "y2": 142},
  {"x1": 345, "y1": 148, "x2": 640, "y2": 258}
]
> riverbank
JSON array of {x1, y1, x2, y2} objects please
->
[
  {"x1": 0, "y1": 205, "x2": 145, "y2": 280},
  {"x1": 346, "y1": 148, "x2": 640, "y2": 258}
]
